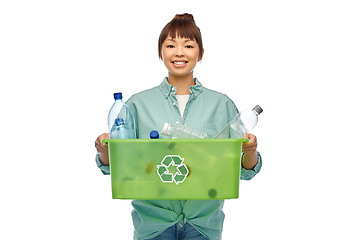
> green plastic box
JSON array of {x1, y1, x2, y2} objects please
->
[{"x1": 102, "y1": 138, "x2": 248, "y2": 200}]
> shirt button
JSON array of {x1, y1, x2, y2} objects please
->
[
  {"x1": 172, "y1": 87, "x2": 175, "y2": 91},
  {"x1": 195, "y1": 93, "x2": 197, "y2": 96},
  {"x1": 165, "y1": 93, "x2": 168, "y2": 97},
  {"x1": 173, "y1": 102, "x2": 176, "y2": 106}
]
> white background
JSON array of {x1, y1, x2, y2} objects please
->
[{"x1": 1, "y1": 0, "x2": 359, "y2": 239}]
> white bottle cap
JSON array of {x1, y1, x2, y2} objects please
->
[{"x1": 162, "y1": 123, "x2": 171, "y2": 136}]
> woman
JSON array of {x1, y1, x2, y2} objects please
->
[{"x1": 95, "y1": 13, "x2": 262, "y2": 240}]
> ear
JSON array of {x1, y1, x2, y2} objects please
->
[
  {"x1": 198, "y1": 49, "x2": 205, "y2": 62},
  {"x1": 160, "y1": 52, "x2": 164, "y2": 61}
]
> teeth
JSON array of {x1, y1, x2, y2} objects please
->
[{"x1": 173, "y1": 62, "x2": 186, "y2": 65}]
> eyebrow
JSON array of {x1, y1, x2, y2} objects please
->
[{"x1": 165, "y1": 38, "x2": 195, "y2": 42}]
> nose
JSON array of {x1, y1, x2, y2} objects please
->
[{"x1": 175, "y1": 47, "x2": 184, "y2": 57}]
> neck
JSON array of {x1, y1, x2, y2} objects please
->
[{"x1": 167, "y1": 73, "x2": 195, "y2": 95}]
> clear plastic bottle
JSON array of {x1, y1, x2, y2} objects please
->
[
  {"x1": 108, "y1": 92, "x2": 136, "y2": 139},
  {"x1": 162, "y1": 122, "x2": 207, "y2": 139},
  {"x1": 111, "y1": 118, "x2": 127, "y2": 139},
  {"x1": 214, "y1": 105, "x2": 263, "y2": 138}
]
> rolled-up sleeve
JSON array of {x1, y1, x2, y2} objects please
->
[
  {"x1": 240, "y1": 151, "x2": 262, "y2": 180},
  {"x1": 95, "y1": 152, "x2": 110, "y2": 175}
]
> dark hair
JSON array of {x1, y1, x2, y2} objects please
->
[{"x1": 158, "y1": 13, "x2": 203, "y2": 59}]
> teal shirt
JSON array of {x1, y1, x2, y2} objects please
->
[{"x1": 96, "y1": 78, "x2": 262, "y2": 240}]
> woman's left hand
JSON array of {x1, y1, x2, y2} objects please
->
[
  {"x1": 241, "y1": 133, "x2": 258, "y2": 169},
  {"x1": 242, "y1": 133, "x2": 257, "y2": 155}
]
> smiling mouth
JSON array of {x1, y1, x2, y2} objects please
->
[{"x1": 172, "y1": 61, "x2": 188, "y2": 65}]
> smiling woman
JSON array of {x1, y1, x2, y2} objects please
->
[
  {"x1": 158, "y1": 14, "x2": 205, "y2": 94},
  {"x1": 94, "y1": 12, "x2": 262, "y2": 240},
  {"x1": 158, "y1": 13, "x2": 204, "y2": 60},
  {"x1": 161, "y1": 37, "x2": 201, "y2": 92}
]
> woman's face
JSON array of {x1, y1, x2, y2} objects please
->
[{"x1": 161, "y1": 36, "x2": 202, "y2": 79}]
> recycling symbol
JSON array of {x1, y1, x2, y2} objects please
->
[{"x1": 157, "y1": 155, "x2": 189, "y2": 185}]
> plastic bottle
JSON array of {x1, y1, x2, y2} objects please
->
[
  {"x1": 108, "y1": 92, "x2": 136, "y2": 139},
  {"x1": 110, "y1": 118, "x2": 128, "y2": 139},
  {"x1": 162, "y1": 122, "x2": 207, "y2": 139},
  {"x1": 150, "y1": 130, "x2": 160, "y2": 139},
  {"x1": 214, "y1": 105, "x2": 263, "y2": 139},
  {"x1": 146, "y1": 130, "x2": 159, "y2": 174}
]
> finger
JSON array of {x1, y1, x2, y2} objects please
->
[
  {"x1": 242, "y1": 135, "x2": 257, "y2": 152},
  {"x1": 96, "y1": 133, "x2": 109, "y2": 143},
  {"x1": 244, "y1": 134, "x2": 257, "y2": 143},
  {"x1": 243, "y1": 146, "x2": 256, "y2": 153},
  {"x1": 97, "y1": 140, "x2": 108, "y2": 149},
  {"x1": 243, "y1": 149, "x2": 257, "y2": 155},
  {"x1": 249, "y1": 134, "x2": 257, "y2": 142},
  {"x1": 96, "y1": 145, "x2": 108, "y2": 154},
  {"x1": 242, "y1": 141, "x2": 257, "y2": 152},
  {"x1": 244, "y1": 139, "x2": 257, "y2": 148},
  {"x1": 95, "y1": 134, "x2": 109, "y2": 152}
]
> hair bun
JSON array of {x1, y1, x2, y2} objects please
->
[{"x1": 173, "y1": 13, "x2": 194, "y2": 21}]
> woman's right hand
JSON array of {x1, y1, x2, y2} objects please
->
[
  {"x1": 95, "y1": 133, "x2": 110, "y2": 165},
  {"x1": 95, "y1": 133, "x2": 109, "y2": 154}
]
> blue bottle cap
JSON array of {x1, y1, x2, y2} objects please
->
[
  {"x1": 114, "y1": 92, "x2": 122, "y2": 100},
  {"x1": 115, "y1": 118, "x2": 124, "y2": 126},
  {"x1": 150, "y1": 130, "x2": 159, "y2": 139}
]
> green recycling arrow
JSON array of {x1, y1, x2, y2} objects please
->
[{"x1": 157, "y1": 155, "x2": 189, "y2": 185}]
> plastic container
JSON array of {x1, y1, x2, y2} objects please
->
[
  {"x1": 162, "y1": 122, "x2": 207, "y2": 139},
  {"x1": 108, "y1": 92, "x2": 136, "y2": 139},
  {"x1": 214, "y1": 105, "x2": 263, "y2": 138},
  {"x1": 102, "y1": 138, "x2": 248, "y2": 199}
]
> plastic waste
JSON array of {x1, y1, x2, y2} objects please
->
[
  {"x1": 161, "y1": 122, "x2": 207, "y2": 139},
  {"x1": 146, "y1": 130, "x2": 160, "y2": 174},
  {"x1": 110, "y1": 118, "x2": 126, "y2": 139},
  {"x1": 108, "y1": 92, "x2": 136, "y2": 139},
  {"x1": 208, "y1": 189, "x2": 217, "y2": 198},
  {"x1": 150, "y1": 130, "x2": 160, "y2": 139},
  {"x1": 214, "y1": 105, "x2": 263, "y2": 138}
]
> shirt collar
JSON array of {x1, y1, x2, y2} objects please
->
[{"x1": 159, "y1": 77, "x2": 204, "y2": 99}]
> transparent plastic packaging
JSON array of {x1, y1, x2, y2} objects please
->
[
  {"x1": 108, "y1": 92, "x2": 136, "y2": 139},
  {"x1": 214, "y1": 105, "x2": 263, "y2": 138},
  {"x1": 162, "y1": 122, "x2": 207, "y2": 139}
]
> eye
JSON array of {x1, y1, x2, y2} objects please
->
[
  {"x1": 166, "y1": 45, "x2": 175, "y2": 48},
  {"x1": 185, "y1": 45, "x2": 194, "y2": 48}
]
